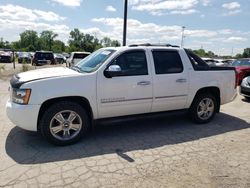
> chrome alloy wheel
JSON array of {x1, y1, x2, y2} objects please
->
[
  {"x1": 49, "y1": 110, "x2": 82, "y2": 141},
  {"x1": 197, "y1": 98, "x2": 215, "y2": 120}
]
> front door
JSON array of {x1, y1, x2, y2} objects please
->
[{"x1": 97, "y1": 50, "x2": 153, "y2": 118}]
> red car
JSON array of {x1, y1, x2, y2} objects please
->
[{"x1": 232, "y1": 59, "x2": 250, "y2": 85}]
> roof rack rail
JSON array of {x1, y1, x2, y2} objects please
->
[{"x1": 128, "y1": 43, "x2": 180, "y2": 48}]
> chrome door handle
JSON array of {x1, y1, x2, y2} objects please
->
[
  {"x1": 137, "y1": 81, "x2": 151, "y2": 86},
  {"x1": 176, "y1": 78, "x2": 187, "y2": 83}
]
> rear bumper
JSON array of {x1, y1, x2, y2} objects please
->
[
  {"x1": 33, "y1": 60, "x2": 52, "y2": 66},
  {"x1": 6, "y1": 100, "x2": 40, "y2": 131}
]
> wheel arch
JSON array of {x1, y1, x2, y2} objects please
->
[
  {"x1": 192, "y1": 87, "x2": 221, "y2": 113},
  {"x1": 37, "y1": 96, "x2": 93, "y2": 131}
]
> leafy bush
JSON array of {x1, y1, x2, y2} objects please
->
[{"x1": 22, "y1": 59, "x2": 29, "y2": 72}]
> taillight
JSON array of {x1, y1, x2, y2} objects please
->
[{"x1": 234, "y1": 69, "x2": 238, "y2": 88}]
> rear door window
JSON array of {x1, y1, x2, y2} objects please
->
[{"x1": 152, "y1": 50, "x2": 183, "y2": 74}]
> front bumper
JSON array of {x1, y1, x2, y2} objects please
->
[
  {"x1": 6, "y1": 100, "x2": 40, "y2": 131},
  {"x1": 240, "y1": 85, "x2": 250, "y2": 98}
]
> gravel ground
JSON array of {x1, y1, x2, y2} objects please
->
[{"x1": 0, "y1": 67, "x2": 249, "y2": 188}]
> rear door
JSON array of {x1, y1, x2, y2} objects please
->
[
  {"x1": 150, "y1": 49, "x2": 189, "y2": 112},
  {"x1": 97, "y1": 50, "x2": 153, "y2": 118}
]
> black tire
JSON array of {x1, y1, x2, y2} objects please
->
[
  {"x1": 245, "y1": 96, "x2": 250, "y2": 101},
  {"x1": 39, "y1": 101, "x2": 90, "y2": 146},
  {"x1": 188, "y1": 93, "x2": 217, "y2": 124}
]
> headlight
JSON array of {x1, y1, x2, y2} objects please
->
[
  {"x1": 12, "y1": 88, "x2": 31, "y2": 104},
  {"x1": 241, "y1": 78, "x2": 249, "y2": 87}
]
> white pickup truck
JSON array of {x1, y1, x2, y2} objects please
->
[{"x1": 6, "y1": 44, "x2": 237, "y2": 145}]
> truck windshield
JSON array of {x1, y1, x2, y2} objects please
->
[{"x1": 73, "y1": 49, "x2": 115, "y2": 73}]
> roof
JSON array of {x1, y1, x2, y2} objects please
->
[
  {"x1": 104, "y1": 44, "x2": 181, "y2": 52},
  {"x1": 71, "y1": 52, "x2": 91, "y2": 54},
  {"x1": 128, "y1": 43, "x2": 180, "y2": 48},
  {"x1": 35, "y1": 51, "x2": 53, "y2": 53}
]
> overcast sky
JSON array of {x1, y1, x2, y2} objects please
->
[{"x1": 0, "y1": 0, "x2": 250, "y2": 55}]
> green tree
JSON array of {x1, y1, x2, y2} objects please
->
[
  {"x1": 83, "y1": 34, "x2": 103, "y2": 52},
  {"x1": 68, "y1": 29, "x2": 103, "y2": 52},
  {"x1": 193, "y1": 49, "x2": 206, "y2": 57},
  {"x1": 111, "y1": 40, "x2": 121, "y2": 47},
  {"x1": 242, "y1": 48, "x2": 250, "y2": 58},
  {"x1": 101, "y1": 37, "x2": 112, "y2": 47},
  {"x1": 0, "y1": 38, "x2": 12, "y2": 49},
  {"x1": 207, "y1": 51, "x2": 215, "y2": 58},
  {"x1": 19, "y1": 30, "x2": 39, "y2": 51},
  {"x1": 52, "y1": 40, "x2": 65, "y2": 53},
  {"x1": 235, "y1": 53, "x2": 243, "y2": 59},
  {"x1": 40, "y1": 30, "x2": 58, "y2": 51},
  {"x1": 83, "y1": 33, "x2": 95, "y2": 52},
  {"x1": 11, "y1": 41, "x2": 21, "y2": 51},
  {"x1": 68, "y1": 28, "x2": 85, "y2": 51},
  {"x1": 101, "y1": 37, "x2": 121, "y2": 47}
]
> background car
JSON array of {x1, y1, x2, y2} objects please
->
[
  {"x1": 62, "y1": 52, "x2": 70, "y2": 59},
  {"x1": 18, "y1": 52, "x2": 32, "y2": 64},
  {"x1": 202, "y1": 58, "x2": 226, "y2": 67},
  {"x1": 67, "y1": 52, "x2": 90, "y2": 67},
  {"x1": 240, "y1": 76, "x2": 250, "y2": 100},
  {"x1": 0, "y1": 51, "x2": 12, "y2": 63},
  {"x1": 29, "y1": 52, "x2": 35, "y2": 58},
  {"x1": 54, "y1": 53, "x2": 66, "y2": 64},
  {"x1": 202, "y1": 58, "x2": 216, "y2": 66},
  {"x1": 214, "y1": 59, "x2": 228, "y2": 67},
  {"x1": 32, "y1": 51, "x2": 55, "y2": 66},
  {"x1": 231, "y1": 58, "x2": 250, "y2": 85},
  {"x1": 222, "y1": 59, "x2": 235, "y2": 66}
]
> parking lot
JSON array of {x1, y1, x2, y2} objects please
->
[{"x1": 0, "y1": 67, "x2": 249, "y2": 188}]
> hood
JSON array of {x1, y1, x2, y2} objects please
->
[
  {"x1": 11, "y1": 67, "x2": 80, "y2": 88},
  {"x1": 18, "y1": 67, "x2": 79, "y2": 82}
]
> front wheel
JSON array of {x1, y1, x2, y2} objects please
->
[
  {"x1": 39, "y1": 101, "x2": 90, "y2": 146},
  {"x1": 189, "y1": 93, "x2": 217, "y2": 124}
]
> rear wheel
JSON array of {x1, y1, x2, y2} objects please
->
[
  {"x1": 189, "y1": 93, "x2": 217, "y2": 124},
  {"x1": 39, "y1": 101, "x2": 90, "y2": 146}
]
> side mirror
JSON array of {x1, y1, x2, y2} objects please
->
[{"x1": 104, "y1": 65, "x2": 122, "y2": 78}]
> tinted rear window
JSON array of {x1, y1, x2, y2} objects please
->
[
  {"x1": 35, "y1": 52, "x2": 54, "y2": 59},
  {"x1": 73, "y1": 54, "x2": 89, "y2": 59},
  {"x1": 152, "y1": 50, "x2": 183, "y2": 74}
]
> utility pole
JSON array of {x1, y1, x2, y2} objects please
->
[
  {"x1": 123, "y1": 0, "x2": 128, "y2": 46},
  {"x1": 181, "y1": 26, "x2": 185, "y2": 48}
]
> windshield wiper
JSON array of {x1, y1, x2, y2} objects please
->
[{"x1": 71, "y1": 66, "x2": 83, "y2": 73}]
